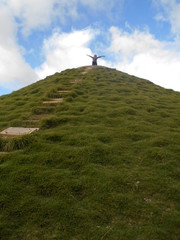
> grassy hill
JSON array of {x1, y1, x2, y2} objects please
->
[{"x1": 0, "y1": 66, "x2": 179, "y2": 239}]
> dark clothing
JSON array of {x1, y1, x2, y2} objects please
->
[{"x1": 87, "y1": 54, "x2": 105, "y2": 66}]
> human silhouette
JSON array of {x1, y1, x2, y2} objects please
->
[{"x1": 87, "y1": 54, "x2": 105, "y2": 66}]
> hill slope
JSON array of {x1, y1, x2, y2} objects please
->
[{"x1": 0, "y1": 66, "x2": 179, "y2": 239}]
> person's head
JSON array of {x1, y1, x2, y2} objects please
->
[{"x1": 94, "y1": 54, "x2": 97, "y2": 58}]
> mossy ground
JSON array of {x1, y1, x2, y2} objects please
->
[{"x1": 0, "y1": 66, "x2": 179, "y2": 239}]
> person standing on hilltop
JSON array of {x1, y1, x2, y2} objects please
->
[{"x1": 87, "y1": 54, "x2": 105, "y2": 66}]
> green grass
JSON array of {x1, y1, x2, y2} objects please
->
[{"x1": 0, "y1": 66, "x2": 179, "y2": 239}]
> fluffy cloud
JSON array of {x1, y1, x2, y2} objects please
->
[
  {"x1": 36, "y1": 28, "x2": 97, "y2": 79},
  {"x1": 108, "y1": 26, "x2": 180, "y2": 91},
  {"x1": 154, "y1": 0, "x2": 180, "y2": 36},
  {"x1": 109, "y1": 27, "x2": 162, "y2": 61},
  {"x1": 0, "y1": 44, "x2": 38, "y2": 92},
  {"x1": 3, "y1": 0, "x2": 124, "y2": 36},
  {"x1": 4, "y1": 0, "x2": 61, "y2": 36},
  {"x1": 0, "y1": 6, "x2": 38, "y2": 93}
]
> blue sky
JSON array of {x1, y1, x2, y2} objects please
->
[{"x1": 0, "y1": 0, "x2": 180, "y2": 96}]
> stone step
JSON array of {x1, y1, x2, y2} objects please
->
[
  {"x1": 0, "y1": 127, "x2": 39, "y2": 137},
  {"x1": 42, "y1": 98, "x2": 64, "y2": 105},
  {"x1": 57, "y1": 90, "x2": 71, "y2": 93}
]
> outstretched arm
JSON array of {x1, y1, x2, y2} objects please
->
[
  {"x1": 87, "y1": 54, "x2": 93, "y2": 59},
  {"x1": 97, "y1": 55, "x2": 105, "y2": 59}
]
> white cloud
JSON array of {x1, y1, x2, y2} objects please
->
[
  {"x1": 5, "y1": 0, "x2": 58, "y2": 36},
  {"x1": 109, "y1": 27, "x2": 162, "y2": 61},
  {"x1": 2, "y1": 0, "x2": 124, "y2": 36},
  {"x1": 154, "y1": 0, "x2": 180, "y2": 36},
  {"x1": 36, "y1": 28, "x2": 97, "y2": 79},
  {"x1": 0, "y1": 5, "x2": 16, "y2": 43},
  {"x1": 108, "y1": 26, "x2": 180, "y2": 91},
  {"x1": 0, "y1": 6, "x2": 38, "y2": 93},
  {"x1": 0, "y1": 45, "x2": 38, "y2": 92}
]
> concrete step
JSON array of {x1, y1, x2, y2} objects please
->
[
  {"x1": 42, "y1": 98, "x2": 64, "y2": 105},
  {"x1": 57, "y1": 90, "x2": 71, "y2": 93},
  {"x1": 0, "y1": 127, "x2": 39, "y2": 137}
]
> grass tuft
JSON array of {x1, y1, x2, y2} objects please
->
[{"x1": 0, "y1": 135, "x2": 35, "y2": 152}]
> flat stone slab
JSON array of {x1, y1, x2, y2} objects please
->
[
  {"x1": 43, "y1": 98, "x2": 64, "y2": 105},
  {"x1": 57, "y1": 90, "x2": 71, "y2": 93},
  {"x1": 0, "y1": 127, "x2": 39, "y2": 137}
]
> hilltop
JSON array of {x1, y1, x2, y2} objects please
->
[{"x1": 0, "y1": 66, "x2": 179, "y2": 239}]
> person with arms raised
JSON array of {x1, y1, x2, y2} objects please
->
[{"x1": 87, "y1": 54, "x2": 105, "y2": 66}]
